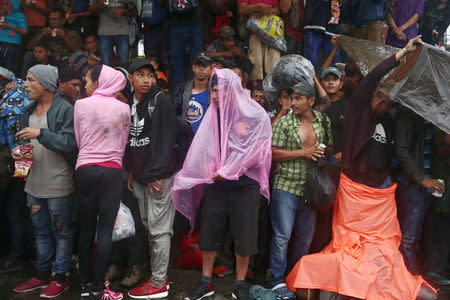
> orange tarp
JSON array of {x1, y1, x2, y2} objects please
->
[{"x1": 286, "y1": 173, "x2": 432, "y2": 300}]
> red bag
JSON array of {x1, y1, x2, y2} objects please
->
[{"x1": 172, "y1": 230, "x2": 202, "y2": 269}]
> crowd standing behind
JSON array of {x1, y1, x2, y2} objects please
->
[{"x1": 0, "y1": 0, "x2": 449, "y2": 300}]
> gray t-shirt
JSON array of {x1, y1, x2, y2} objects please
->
[
  {"x1": 25, "y1": 111, "x2": 74, "y2": 198},
  {"x1": 90, "y1": 0, "x2": 137, "y2": 36}
]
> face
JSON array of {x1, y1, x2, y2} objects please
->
[
  {"x1": 252, "y1": 90, "x2": 267, "y2": 107},
  {"x1": 60, "y1": 79, "x2": 82, "y2": 102},
  {"x1": 370, "y1": 91, "x2": 394, "y2": 116},
  {"x1": 211, "y1": 84, "x2": 219, "y2": 106},
  {"x1": 24, "y1": 72, "x2": 46, "y2": 100},
  {"x1": 277, "y1": 89, "x2": 292, "y2": 108},
  {"x1": 84, "y1": 35, "x2": 98, "y2": 53},
  {"x1": 48, "y1": 11, "x2": 65, "y2": 29},
  {"x1": 128, "y1": 67, "x2": 155, "y2": 96},
  {"x1": 33, "y1": 46, "x2": 50, "y2": 63},
  {"x1": 231, "y1": 68, "x2": 243, "y2": 87},
  {"x1": 321, "y1": 74, "x2": 343, "y2": 95},
  {"x1": 290, "y1": 92, "x2": 314, "y2": 116},
  {"x1": 222, "y1": 37, "x2": 236, "y2": 50},
  {"x1": 192, "y1": 63, "x2": 212, "y2": 81},
  {"x1": 84, "y1": 70, "x2": 98, "y2": 97},
  {"x1": 212, "y1": 61, "x2": 224, "y2": 69}
]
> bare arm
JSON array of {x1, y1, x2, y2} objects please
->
[
  {"x1": 398, "y1": 13, "x2": 420, "y2": 31},
  {"x1": 272, "y1": 145, "x2": 324, "y2": 161},
  {"x1": 88, "y1": 0, "x2": 105, "y2": 15},
  {"x1": 0, "y1": 23, "x2": 27, "y2": 36},
  {"x1": 278, "y1": 0, "x2": 291, "y2": 14},
  {"x1": 322, "y1": 36, "x2": 338, "y2": 69}
]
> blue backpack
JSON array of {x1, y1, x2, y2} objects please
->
[
  {"x1": 168, "y1": 0, "x2": 199, "y2": 14},
  {"x1": 141, "y1": 0, "x2": 168, "y2": 26}
]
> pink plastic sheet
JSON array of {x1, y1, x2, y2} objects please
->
[{"x1": 171, "y1": 68, "x2": 272, "y2": 228}]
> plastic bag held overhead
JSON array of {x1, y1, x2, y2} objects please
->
[
  {"x1": 262, "y1": 54, "x2": 314, "y2": 105},
  {"x1": 247, "y1": 16, "x2": 287, "y2": 52}
]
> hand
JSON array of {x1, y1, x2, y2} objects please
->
[
  {"x1": 67, "y1": 13, "x2": 77, "y2": 24},
  {"x1": 231, "y1": 47, "x2": 241, "y2": 57},
  {"x1": 393, "y1": 28, "x2": 406, "y2": 41},
  {"x1": 11, "y1": 146, "x2": 22, "y2": 160},
  {"x1": 404, "y1": 35, "x2": 423, "y2": 53},
  {"x1": 55, "y1": 28, "x2": 67, "y2": 38},
  {"x1": 147, "y1": 180, "x2": 163, "y2": 196},
  {"x1": 330, "y1": 35, "x2": 340, "y2": 48},
  {"x1": 422, "y1": 177, "x2": 445, "y2": 194},
  {"x1": 212, "y1": 174, "x2": 227, "y2": 181},
  {"x1": 223, "y1": 50, "x2": 233, "y2": 57},
  {"x1": 334, "y1": 152, "x2": 342, "y2": 163},
  {"x1": 15, "y1": 127, "x2": 41, "y2": 140},
  {"x1": 432, "y1": 29, "x2": 439, "y2": 36},
  {"x1": 113, "y1": 9, "x2": 123, "y2": 21},
  {"x1": 226, "y1": 10, "x2": 233, "y2": 18},
  {"x1": 127, "y1": 172, "x2": 134, "y2": 192},
  {"x1": 301, "y1": 147, "x2": 325, "y2": 161},
  {"x1": 42, "y1": 27, "x2": 51, "y2": 36}
]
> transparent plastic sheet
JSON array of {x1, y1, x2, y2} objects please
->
[
  {"x1": 262, "y1": 54, "x2": 314, "y2": 106},
  {"x1": 337, "y1": 35, "x2": 398, "y2": 76},
  {"x1": 338, "y1": 36, "x2": 450, "y2": 134}
]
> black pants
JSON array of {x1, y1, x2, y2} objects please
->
[
  {"x1": 76, "y1": 166, "x2": 122, "y2": 289},
  {"x1": 110, "y1": 186, "x2": 148, "y2": 269}
]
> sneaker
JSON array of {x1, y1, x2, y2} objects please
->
[
  {"x1": 185, "y1": 280, "x2": 214, "y2": 300},
  {"x1": 272, "y1": 283, "x2": 296, "y2": 300},
  {"x1": 89, "y1": 286, "x2": 123, "y2": 300},
  {"x1": 120, "y1": 265, "x2": 144, "y2": 288},
  {"x1": 105, "y1": 264, "x2": 122, "y2": 282},
  {"x1": 213, "y1": 265, "x2": 233, "y2": 278},
  {"x1": 232, "y1": 285, "x2": 251, "y2": 300},
  {"x1": 82, "y1": 281, "x2": 111, "y2": 297},
  {"x1": 40, "y1": 281, "x2": 69, "y2": 298},
  {"x1": 13, "y1": 277, "x2": 52, "y2": 293},
  {"x1": 128, "y1": 279, "x2": 169, "y2": 299}
]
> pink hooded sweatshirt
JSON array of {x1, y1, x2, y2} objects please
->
[{"x1": 74, "y1": 65, "x2": 131, "y2": 170}]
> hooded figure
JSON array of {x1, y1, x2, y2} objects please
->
[{"x1": 171, "y1": 68, "x2": 272, "y2": 228}]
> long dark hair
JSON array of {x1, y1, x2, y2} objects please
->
[{"x1": 87, "y1": 64, "x2": 103, "y2": 82}]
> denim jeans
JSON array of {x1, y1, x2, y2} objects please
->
[
  {"x1": 285, "y1": 36, "x2": 302, "y2": 55},
  {"x1": 27, "y1": 194, "x2": 73, "y2": 276},
  {"x1": 303, "y1": 31, "x2": 340, "y2": 68},
  {"x1": 269, "y1": 189, "x2": 317, "y2": 287},
  {"x1": 170, "y1": 24, "x2": 204, "y2": 90},
  {"x1": 396, "y1": 181, "x2": 431, "y2": 275},
  {"x1": 98, "y1": 34, "x2": 130, "y2": 66}
]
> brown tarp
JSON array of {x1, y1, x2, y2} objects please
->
[{"x1": 338, "y1": 35, "x2": 450, "y2": 134}]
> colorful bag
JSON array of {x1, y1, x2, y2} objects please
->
[
  {"x1": 246, "y1": 15, "x2": 287, "y2": 52},
  {"x1": 168, "y1": 0, "x2": 199, "y2": 14}
]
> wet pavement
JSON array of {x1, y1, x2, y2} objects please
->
[{"x1": 1, "y1": 263, "x2": 449, "y2": 300}]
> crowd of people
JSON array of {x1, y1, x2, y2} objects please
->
[{"x1": 0, "y1": 0, "x2": 449, "y2": 300}]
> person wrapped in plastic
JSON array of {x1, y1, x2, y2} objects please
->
[{"x1": 286, "y1": 36, "x2": 437, "y2": 300}]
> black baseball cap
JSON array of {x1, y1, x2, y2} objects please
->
[
  {"x1": 129, "y1": 59, "x2": 155, "y2": 73},
  {"x1": 193, "y1": 52, "x2": 213, "y2": 66}
]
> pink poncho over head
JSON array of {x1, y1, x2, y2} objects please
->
[{"x1": 171, "y1": 68, "x2": 272, "y2": 228}]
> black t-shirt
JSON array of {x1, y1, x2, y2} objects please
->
[
  {"x1": 170, "y1": 6, "x2": 203, "y2": 25},
  {"x1": 327, "y1": 97, "x2": 347, "y2": 154}
]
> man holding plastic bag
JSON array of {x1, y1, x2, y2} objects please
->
[
  {"x1": 238, "y1": 0, "x2": 282, "y2": 84},
  {"x1": 286, "y1": 37, "x2": 438, "y2": 300}
]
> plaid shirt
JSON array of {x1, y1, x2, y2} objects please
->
[{"x1": 272, "y1": 110, "x2": 333, "y2": 196}]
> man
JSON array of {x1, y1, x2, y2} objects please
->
[
  {"x1": 286, "y1": 36, "x2": 437, "y2": 300},
  {"x1": 251, "y1": 84, "x2": 268, "y2": 109},
  {"x1": 83, "y1": 33, "x2": 101, "y2": 66},
  {"x1": 12, "y1": 64, "x2": 77, "y2": 298},
  {"x1": 172, "y1": 69, "x2": 272, "y2": 300},
  {"x1": 173, "y1": 52, "x2": 213, "y2": 134},
  {"x1": 125, "y1": 59, "x2": 179, "y2": 299},
  {"x1": 394, "y1": 108, "x2": 445, "y2": 275},
  {"x1": 57, "y1": 66, "x2": 83, "y2": 104},
  {"x1": 320, "y1": 67, "x2": 346, "y2": 162},
  {"x1": 418, "y1": 0, "x2": 450, "y2": 47},
  {"x1": 88, "y1": 0, "x2": 138, "y2": 65},
  {"x1": 27, "y1": 8, "x2": 82, "y2": 61},
  {"x1": 206, "y1": 26, "x2": 245, "y2": 67},
  {"x1": 21, "y1": 42, "x2": 59, "y2": 78},
  {"x1": 269, "y1": 80, "x2": 332, "y2": 299},
  {"x1": 238, "y1": 0, "x2": 281, "y2": 84}
]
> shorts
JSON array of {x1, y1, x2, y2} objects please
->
[{"x1": 199, "y1": 186, "x2": 261, "y2": 257}]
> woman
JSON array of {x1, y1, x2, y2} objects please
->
[{"x1": 74, "y1": 64, "x2": 131, "y2": 300}]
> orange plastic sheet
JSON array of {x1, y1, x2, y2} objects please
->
[{"x1": 286, "y1": 173, "x2": 433, "y2": 300}]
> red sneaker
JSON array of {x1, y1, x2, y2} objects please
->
[
  {"x1": 40, "y1": 281, "x2": 68, "y2": 298},
  {"x1": 213, "y1": 266, "x2": 233, "y2": 278},
  {"x1": 128, "y1": 279, "x2": 169, "y2": 299},
  {"x1": 102, "y1": 285, "x2": 123, "y2": 300},
  {"x1": 13, "y1": 277, "x2": 52, "y2": 293}
]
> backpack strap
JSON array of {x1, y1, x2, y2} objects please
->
[{"x1": 148, "y1": 91, "x2": 164, "y2": 117}]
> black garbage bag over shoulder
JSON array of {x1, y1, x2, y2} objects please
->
[
  {"x1": 388, "y1": 44, "x2": 450, "y2": 134},
  {"x1": 262, "y1": 54, "x2": 314, "y2": 106},
  {"x1": 337, "y1": 35, "x2": 398, "y2": 76}
]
